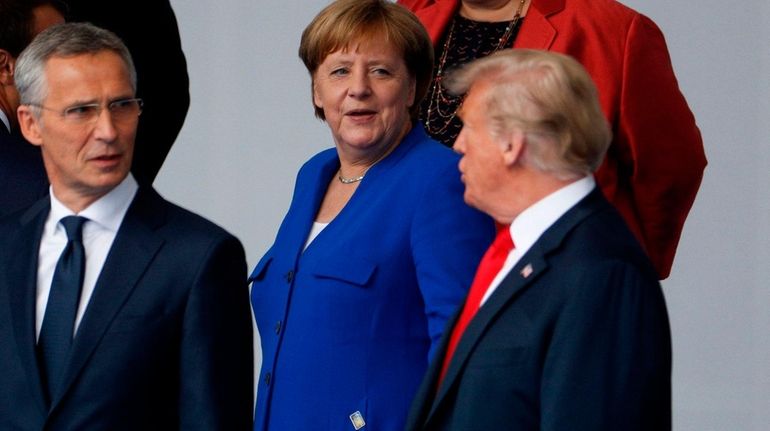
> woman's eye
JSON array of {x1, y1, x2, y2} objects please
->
[
  {"x1": 372, "y1": 68, "x2": 391, "y2": 76},
  {"x1": 331, "y1": 68, "x2": 349, "y2": 76}
]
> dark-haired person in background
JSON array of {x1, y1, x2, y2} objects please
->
[{"x1": 0, "y1": 0, "x2": 65, "y2": 217}]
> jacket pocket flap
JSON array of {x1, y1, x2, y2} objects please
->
[{"x1": 308, "y1": 256, "x2": 377, "y2": 286}]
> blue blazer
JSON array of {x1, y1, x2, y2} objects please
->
[
  {"x1": 405, "y1": 189, "x2": 672, "y2": 430},
  {"x1": 0, "y1": 188, "x2": 254, "y2": 430},
  {"x1": 250, "y1": 126, "x2": 495, "y2": 431}
]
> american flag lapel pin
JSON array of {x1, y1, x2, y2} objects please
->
[{"x1": 520, "y1": 263, "x2": 533, "y2": 278}]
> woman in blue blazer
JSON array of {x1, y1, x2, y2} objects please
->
[{"x1": 249, "y1": 1, "x2": 494, "y2": 430}]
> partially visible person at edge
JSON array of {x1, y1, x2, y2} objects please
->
[
  {"x1": 398, "y1": 0, "x2": 707, "y2": 279},
  {"x1": 0, "y1": 0, "x2": 65, "y2": 217},
  {"x1": 249, "y1": 0, "x2": 495, "y2": 430}
]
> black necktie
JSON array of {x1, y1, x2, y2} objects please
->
[{"x1": 38, "y1": 215, "x2": 87, "y2": 402}]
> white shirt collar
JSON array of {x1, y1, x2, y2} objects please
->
[
  {"x1": 49, "y1": 173, "x2": 139, "y2": 233},
  {"x1": 0, "y1": 109, "x2": 10, "y2": 133},
  {"x1": 509, "y1": 175, "x2": 596, "y2": 255}
]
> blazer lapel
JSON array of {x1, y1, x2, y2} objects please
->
[
  {"x1": 421, "y1": 0, "x2": 459, "y2": 44},
  {"x1": 5, "y1": 199, "x2": 51, "y2": 413},
  {"x1": 49, "y1": 188, "x2": 166, "y2": 409},
  {"x1": 426, "y1": 254, "x2": 546, "y2": 424},
  {"x1": 425, "y1": 188, "x2": 606, "y2": 426},
  {"x1": 286, "y1": 153, "x2": 339, "y2": 259},
  {"x1": 515, "y1": 0, "x2": 564, "y2": 50}
]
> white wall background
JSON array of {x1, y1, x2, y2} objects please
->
[{"x1": 159, "y1": 1, "x2": 770, "y2": 428}]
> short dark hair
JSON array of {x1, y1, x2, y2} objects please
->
[{"x1": 0, "y1": 0, "x2": 67, "y2": 57}]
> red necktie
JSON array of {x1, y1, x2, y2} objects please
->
[{"x1": 437, "y1": 225, "x2": 514, "y2": 386}]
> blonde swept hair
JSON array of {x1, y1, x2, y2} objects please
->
[
  {"x1": 447, "y1": 49, "x2": 612, "y2": 179},
  {"x1": 298, "y1": 0, "x2": 433, "y2": 120}
]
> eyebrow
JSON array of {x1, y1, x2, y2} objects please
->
[{"x1": 63, "y1": 95, "x2": 135, "y2": 107}]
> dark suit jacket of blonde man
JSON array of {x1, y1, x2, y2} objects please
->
[{"x1": 405, "y1": 188, "x2": 672, "y2": 430}]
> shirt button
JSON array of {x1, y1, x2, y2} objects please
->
[
  {"x1": 284, "y1": 270, "x2": 294, "y2": 283},
  {"x1": 274, "y1": 321, "x2": 282, "y2": 335},
  {"x1": 264, "y1": 372, "x2": 271, "y2": 386}
]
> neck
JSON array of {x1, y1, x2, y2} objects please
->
[
  {"x1": 337, "y1": 120, "x2": 411, "y2": 179},
  {"x1": 459, "y1": 0, "x2": 530, "y2": 22},
  {"x1": 50, "y1": 183, "x2": 115, "y2": 214},
  {"x1": 488, "y1": 168, "x2": 574, "y2": 224}
]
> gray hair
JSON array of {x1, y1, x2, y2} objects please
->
[
  {"x1": 15, "y1": 22, "x2": 136, "y2": 107},
  {"x1": 446, "y1": 49, "x2": 611, "y2": 179}
]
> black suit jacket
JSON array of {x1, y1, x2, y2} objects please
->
[
  {"x1": 0, "y1": 188, "x2": 253, "y2": 430},
  {"x1": 0, "y1": 125, "x2": 48, "y2": 218},
  {"x1": 405, "y1": 189, "x2": 672, "y2": 431}
]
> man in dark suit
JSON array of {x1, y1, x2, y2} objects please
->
[
  {"x1": 0, "y1": 23, "x2": 253, "y2": 430},
  {"x1": 0, "y1": 0, "x2": 65, "y2": 217},
  {"x1": 405, "y1": 49, "x2": 672, "y2": 430}
]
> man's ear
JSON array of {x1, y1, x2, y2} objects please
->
[
  {"x1": 501, "y1": 129, "x2": 526, "y2": 166},
  {"x1": 0, "y1": 49, "x2": 15, "y2": 86},
  {"x1": 17, "y1": 105, "x2": 44, "y2": 147}
]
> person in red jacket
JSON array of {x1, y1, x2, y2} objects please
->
[{"x1": 400, "y1": 0, "x2": 706, "y2": 279}]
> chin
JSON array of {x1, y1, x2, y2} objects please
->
[{"x1": 462, "y1": 191, "x2": 480, "y2": 210}]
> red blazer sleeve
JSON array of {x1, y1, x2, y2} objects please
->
[{"x1": 611, "y1": 14, "x2": 706, "y2": 278}]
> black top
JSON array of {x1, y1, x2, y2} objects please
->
[{"x1": 419, "y1": 15, "x2": 523, "y2": 147}]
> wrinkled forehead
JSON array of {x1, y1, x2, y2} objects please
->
[
  {"x1": 43, "y1": 50, "x2": 132, "y2": 79},
  {"x1": 41, "y1": 51, "x2": 135, "y2": 99},
  {"x1": 324, "y1": 31, "x2": 401, "y2": 60}
]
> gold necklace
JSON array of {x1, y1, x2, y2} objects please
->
[
  {"x1": 337, "y1": 169, "x2": 365, "y2": 184},
  {"x1": 424, "y1": 0, "x2": 526, "y2": 136}
]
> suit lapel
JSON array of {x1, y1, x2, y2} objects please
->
[
  {"x1": 283, "y1": 152, "x2": 340, "y2": 263},
  {"x1": 427, "y1": 255, "x2": 546, "y2": 423},
  {"x1": 515, "y1": 0, "x2": 564, "y2": 50},
  {"x1": 5, "y1": 199, "x2": 51, "y2": 413},
  {"x1": 49, "y1": 188, "x2": 166, "y2": 409},
  {"x1": 424, "y1": 189, "x2": 606, "y2": 426}
]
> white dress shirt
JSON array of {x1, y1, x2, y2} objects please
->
[
  {"x1": 479, "y1": 175, "x2": 596, "y2": 306},
  {"x1": 303, "y1": 221, "x2": 329, "y2": 251},
  {"x1": 36, "y1": 174, "x2": 138, "y2": 339},
  {"x1": 0, "y1": 109, "x2": 10, "y2": 133}
]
